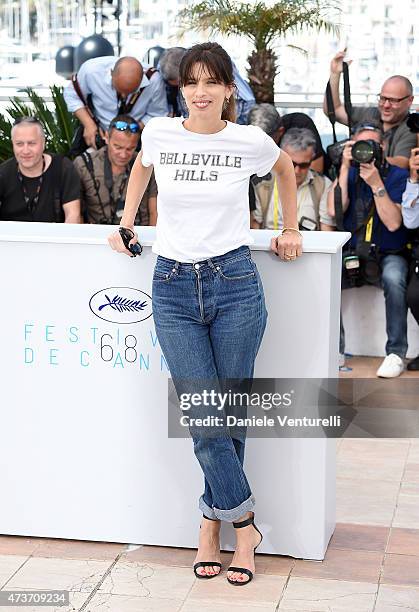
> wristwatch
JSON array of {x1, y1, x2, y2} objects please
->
[{"x1": 372, "y1": 186, "x2": 386, "y2": 197}]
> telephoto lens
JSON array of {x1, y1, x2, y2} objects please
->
[
  {"x1": 351, "y1": 139, "x2": 382, "y2": 166},
  {"x1": 351, "y1": 140, "x2": 375, "y2": 163}
]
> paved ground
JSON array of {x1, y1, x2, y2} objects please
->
[{"x1": 1, "y1": 357, "x2": 418, "y2": 611}]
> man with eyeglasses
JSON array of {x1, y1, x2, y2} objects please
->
[
  {"x1": 327, "y1": 125, "x2": 409, "y2": 378},
  {"x1": 73, "y1": 115, "x2": 157, "y2": 225},
  {"x1": 250, "y1": 127, "x2": 335, "y2": 231},
  {"x1": 323, "y1": 50, "x2": 416, "y2": 169}
]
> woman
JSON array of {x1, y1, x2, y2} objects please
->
[{"x1": 109, "y1": 42, "x2": 302, "y2": 586}]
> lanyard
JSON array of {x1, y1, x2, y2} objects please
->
[
  {"x1": 365, "y1": 216, "x2": 373, "y2": 243},
  {"x1": 272, "y1": 180, "x2": 307, "y2": 230},
  {"x1": 103, "y1": 154, "x2": 129, "y2": 221},
  {"x1": 17, "y1": 156, "x2": 46, "y2": 214}
]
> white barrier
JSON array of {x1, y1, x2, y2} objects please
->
[
  {"x1": 343, "y1": 287, "x2": 419, "y2": 359},
  {"x1": 0, "y1": 223, "x2": 349, "y2": 560}
]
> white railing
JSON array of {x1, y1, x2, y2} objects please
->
[{"x1": 0, "y1": 86, "x2": 417, "y2": 106}]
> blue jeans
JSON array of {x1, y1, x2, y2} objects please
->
[
  {"x1": 152, "y1": 246, "x2": 267, "y2": 522},
  {"x1": 340, "y1": 253, "x2": 408, "y2": 357}
]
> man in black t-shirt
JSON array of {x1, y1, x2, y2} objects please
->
[{"x1": 0, "y1": 117, "x2": 81, "y2": 223}]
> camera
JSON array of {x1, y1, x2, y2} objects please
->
[
  {"x1": 343, "y1": 252, "x2": 360, "y2": 285},
  {"x1": 299, "y1": 216, "x2": 317, "y2": 231},
  {"x1": 407, "y1": 112, "x2": 419, "y2": 134},
  {"x1": 327, "y1": 139, "x2": 350, "y2": 167},
  {"x1": 351, "y1": 139, "x2": 382, "y2": 167},
  {"x1": 343, "y1": 244, "x2": 381, "y2": 287}
]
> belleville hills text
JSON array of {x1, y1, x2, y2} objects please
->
[{"x1": 160, "y1": 152, "x2": 242, "y2": 182}]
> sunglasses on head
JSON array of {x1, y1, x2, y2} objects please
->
[
  {"x1": 110, "y1": 120, "x2": 140, "y2": 133},
  {"x1": 291, "y1": 160, "x2": 311, "y2": 169}
]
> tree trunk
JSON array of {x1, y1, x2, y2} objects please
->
[{"x1": 247, "y1": 48, "x2": 277, "y2": 104}]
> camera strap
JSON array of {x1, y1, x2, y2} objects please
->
[
  {"x1": 325, "y1": 82, "x2": 337, "y2": 143},
  {"x1": 353, "y1": 177, "x2": 376, "y2": 237},
  {"x1": 104, "y1": 153, "x2": 129, "y2": 216},
  {"x1": 337, "y1": 177, "x2": 375, "y2": 247},
  {"x1": 326, "y1": 61, "x2": 352, "y2": 141},
  {"x1": 81, "y1": 150, "x2": 110, "y2": 223},
  {"x1": 51, "y1": 155, "x2": 65, "y2": 223},
  {"x1": 334, "y1": 181, "x2": 344, "y2": 231},
  {"x1": 117, "y1": 67, "x2": 158, "y2": 114},
  {"x1": 72, "y1": 74, "x2": 100, "y2": 128},
  {"x1": 342, "y1": 62, "x2": 352, "y2": 136}
]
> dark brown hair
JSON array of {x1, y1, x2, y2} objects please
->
[{"x1": 179, "y1": 42, "x2": 236, "y2": 123}]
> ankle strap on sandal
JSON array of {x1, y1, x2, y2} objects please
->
[{"x1": 233, "y1": 515, "x2": 254, "y2": 528}]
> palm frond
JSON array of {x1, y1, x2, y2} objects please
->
[
  {"x1": 51, "y1": 85, "x2": 78, "y2": 153},
  {"x1": 0, "y1": 86, "x2": 76, "y2": 161},
  {"x1": 178, "y1": 0, "x2": 340, "y2": 102},
  {"x1": 179, "y1": 0, "x2": 340, "y2": 51}
]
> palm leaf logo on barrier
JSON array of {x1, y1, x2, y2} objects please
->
[{"x1": 98, "y1": 294, "x2": 148, "y2": 313}]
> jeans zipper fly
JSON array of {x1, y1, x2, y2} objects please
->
[{"x1": 194, "y1": 263, "x2": 205, "y2": 321}]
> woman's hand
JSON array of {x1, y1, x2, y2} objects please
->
[
  {"x1": 108, "y1": 226, "x2": 139, "y2": 257},
  {"x1": 271, "y1": 230, "x2": 303, "y2": 261}
]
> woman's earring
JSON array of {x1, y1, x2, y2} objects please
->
[{"x1": 223, "y1": 97, "x2": 230, "y2": 111}]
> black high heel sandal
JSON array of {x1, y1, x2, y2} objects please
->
[
  {"x1": 227, "y1": 513, "x2": 263, "y2": 586},
  {"x1": 193, "y1": 515, "x2": 222, "y2": 579}
]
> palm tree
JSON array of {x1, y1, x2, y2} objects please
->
[
  {"x1": 0, "y1": 86, "x2": 77, "y2": 161},
  {"x1": 179, "y1": 0, "x2": 339, "y2": 103}
]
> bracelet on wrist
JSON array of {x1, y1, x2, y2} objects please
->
[{"x1": 281, "y1": 227, "x2": 302, "y2": 237}]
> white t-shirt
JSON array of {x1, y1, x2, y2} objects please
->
[{"x1": 140, "y1": 116, "x2": 280, "y2": 262}]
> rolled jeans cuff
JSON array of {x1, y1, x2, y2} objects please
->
[
  {"x1": 200, "y1": 493, "x2": 256, "y2": 523},
  {"x1": 198, "y1": 496, "x2": 218, "y2": 520}
]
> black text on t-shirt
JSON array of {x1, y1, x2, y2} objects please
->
[{"x1": 160, "y1": 152, "x2": 242, "y2": 182}]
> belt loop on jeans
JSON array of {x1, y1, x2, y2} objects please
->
[{"x1": 207, "y1": 258, "x2": 217, "y2": 273}]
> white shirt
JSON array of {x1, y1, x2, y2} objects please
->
[
  {"x1": 141, "y1": 117, "x2": 281, "y2": 262},
  {"x1": 401, "y1": 179, "x2": 419, "y2": 229},
  {"x1": 253, "y1": 169, "x2": 334, "y2": 230},
  {"x1": 63, "y1": 56, "x2": 169, "y2": 130}
]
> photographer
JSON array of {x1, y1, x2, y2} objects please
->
[
  {"x1": 401, "y1": 147, "x2": 419, "y2": 370},
  {"x1": 73, "y1": 115, "x2": 157, "y2": 225},
  {"x1": 251, "y1": 127, "x2": 334, "y2": 231},
  {"x1": 64, "y1": 56, "x2": 169, "y2": 150},
  {"x1": 323, "y1": 50, "x2": 416, "y2": 169},
  {"x1": 328, "y1": 124, "x2": 409, "y2": 377}
]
